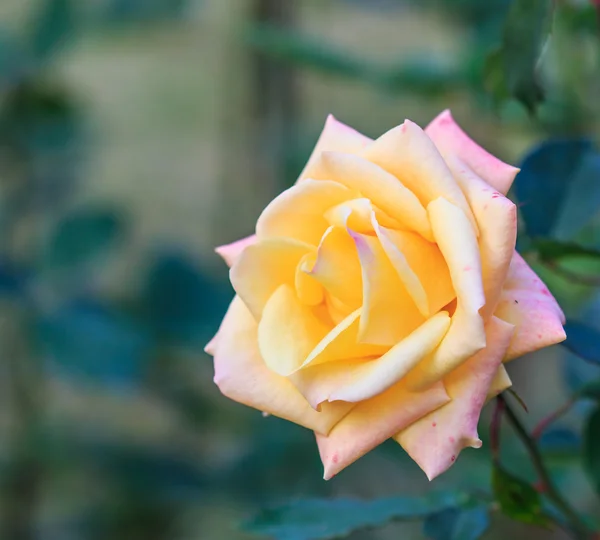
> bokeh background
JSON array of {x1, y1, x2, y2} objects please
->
[{"x1": 0, "y1": 0, "x2": 599, "y2": 539}]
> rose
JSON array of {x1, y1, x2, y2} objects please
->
[{"x1": 205, "y1": 110, "x2": 566, "y2": 480}]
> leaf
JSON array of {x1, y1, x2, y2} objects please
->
[
  {"x1": 423, "y1": 506, "x2": 490, "y2": 540},
  {"x1": 484, "y1": 0, "x2": 553, "y2": 113},
  {"x1": 578, "y1": 379, "x2": 600, "y2": 401},
  {"x1": 243, "y1": 492, "x2": 471, "y2": 540},
  {"x1": 45, "y1": 207, "x2": 125, "y2": 269},
  {"x1": 533, "y1": 239, "x2": 600, "y2": 262},
  {"x1": 38, "y1": 300, "x2": 151, "y2": 387},
  {"x1": 582, "y1": 406, "x2": 600, "y2": 497},
  {"x1": 142, "y1": 252, "x2": 229, "y2": 345},
  {"x1": 515, "y1": 139, "x2": 594, "y2": 238},
  {"x1": 538, "y1": 428, "x2": 581, "y2": 455},
  {"x1": 28, "y1": 0, "x2": 76, "y2": 63},
  {"x1": 492, "y1": 464, "x2": 551, "y2": 527},
  {"x1": 562, "y1": 321, "x2": 600, "y2": 366}
]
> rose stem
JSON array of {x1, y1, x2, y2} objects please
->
[
  {"x1": 531, "y1": 397, "x2": 577, "y2": 440},
  {"x1": 498, "y1": 394, "x2": 593, "y2": 540}
]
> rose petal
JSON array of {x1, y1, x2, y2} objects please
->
[
  {"x1": 374, "y1": 219, "x2": 455, "y2": 317},
  {"x1": 425, "y1": 110, "x2": 520, "y2": 196},
  {"x1": 296, "y1": 252, "x2": 323, "y2": 305},
  {"x1": 486, "y1": 365, "x2": 512, "y2": 402},
  {"x1": 317, "y1": 381, "x2": 449, "y2": 479},
  {"x1": 256, "y1": 179, "x2": 355, "y2": 246},
  {"x1": 308, "y1": 226, "x2": 363, "y2": 309},
  {"x1": 230, "y1": 237, "x2": 313, "y2": 319},
  {"x1": 352, "y1": 231, "x2": 426, "y2": 346},
  {"x1": 298, "y1": 114, "x2": 372, "y2": 182},
  {"x1": 395, "y1": 316, "x2": 514, "y2": 480},
  {"x1": 303, "y1": 151, "x2": 433, "y2": 241},
  {"x1": 215, "y1": 235, "x2": 257, "y2": 267},
  {"x1": 258, "y1": 285, "x2": 331, "y2": 376},
  {"x1": 208, "y1": 296, "x2": 353, "y2": 435},
  {"x1": 325, "y1": 198, "x2": 401, "y2": 233},
  {"x1": 361, "y1": 119, "x2": 477, "y2": 234},
  {"x1": 404, "y1": 198, "x2": 486, "y2": 390},
  {"x1": 291, "y1": 311, "x2": 450, "y2": 408},
  {"x1": 494, "y1": 252, "x2": 566, "y2": 360},
  {"x1": 445, "y1": 162, "x2": 517, "y2": 319}
]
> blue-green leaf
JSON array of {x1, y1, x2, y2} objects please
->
[
  {"x1": 243, "y1": 492, "x2": 470, "y2": 540},
  {"x1": 562, "y1": 321, "x2": 600, "y2": 366},
  {"x1": 515, "y1": 139, "x2": 594, "y2": 238},
  {"x1": 423, "y1": 506, "x2": 490, "y2": 540},
  {"x1": 29, "y1": 0, "x2": 76, "y2": 63},
  {"x1": 582, "y1": 406, "x2": 600, "y2": 497}
]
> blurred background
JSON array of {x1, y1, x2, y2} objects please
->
[{"x1": 0, "y1": 0, "x2": 599, "y2": 539}]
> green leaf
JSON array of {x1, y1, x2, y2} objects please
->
[
  {"x1": 582, "y1": 406, "x2": 600, "y2": 497},
  {"x1": 492, "y1": 464, "x2": 551, "y2": 527},
  {"x1": 243, "y1": 492, "x2": 470, "y2": 540},
  {"x1": 423, "y1": 506, "x2": 490, "y2": 540},
  {"x1": 578, "y1": 379, "x2": 600, "y2": 401},
  {"x1": 45, "y1": 206, "x2": 125, "y2": 269},
  {"x1": 533, "y1": 239, "x2": 600, "y2": 262},
  {"x1": 484, "y1": 0, "x2": 553, "y2": 113},
  {"x1": 562, "y1": 321, "x2": 600, "y2": 366},
  {"x1": 29, "y1": 0, "x2": 76, "y2": 63}
]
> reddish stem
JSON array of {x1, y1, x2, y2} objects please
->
[
  {"x1": 490, "y1": 396, "x2": 505, "y2": 462},
  {"x1": 532, "y1": 398, "x2": 576, "y2": 440}
]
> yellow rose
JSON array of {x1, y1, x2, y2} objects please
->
[{"x1": 205, "y1": 110, "x2": 566, "y2": 480}]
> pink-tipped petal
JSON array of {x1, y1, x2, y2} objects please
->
[
  {"x1": 425, "y1": 110, "x2": 520, "y2": 195},
  {"x1": 215, "y1": 235, "x2": 257, "y2": 267},
  {"x1": 297, "y1": 115, "x2": 372, "y2": 183},
  {"x1": 494, "y1": 252, "x2": 566, "y2": 360},
  {"x1": 209, "y1": 296, "x2": 353, "y2": 435},
  {"x1": 317, "y1": 381, "x2": 450, "y2": 480},
  {"x1": 395, "y1": 316, "x2": 514, "y2": 480}
]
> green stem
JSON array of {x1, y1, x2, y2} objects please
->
[{"x1": 498, "y1": 395, "x2": 593, "y2": 540}]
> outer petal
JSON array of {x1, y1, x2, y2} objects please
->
[
  {"x1": 317, "y1": 381, "x2": 450, "y2": 480},
  {"x1": 207, "y1": 296, "x2": 353, "y2": 435},
  {"x1": 256, "y1": 180, "x2": 355, "y2": 246},
  {"x1": 297, "y1": 114, "x2": 372, "y2": 182},
  {"x1": 291, "y1": 311, "x2": 450, "y2": 408},
  {"x1": 230, "y1": 237, "x2": 313, "y2": 319},
  {"x1": 361, "y1": 120, "x2": 477, "y2": 234},
  {"x1": 215, "y1": 235, "x2": 257, "y2": 267},
  {"x1": 303, "y1": 151, "x2": 433, "y2": 241},
  {"x1": 405, "y1": 198, "x2": 486, "y2": 390},
  {"x1": 395, "y1": 316, "x2": 515, "y2": 480},
  {"x1": 425, "y1": 110, "x2": 520, "y2": 196},
  {"x1": 494, "y1": 252, "x2": 566, "y2": 360},
  {"x1": 446, "y1": 162, "x2": 517, "y2": 319},
  {"x1": 486, "y1": 365, "x2": 512, "y2": 402}
]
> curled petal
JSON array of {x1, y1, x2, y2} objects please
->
[
  {"x1": 405, "y1": 198, "x2": 486, "y2": 390},
  {"x1": 230, "y1": 237, "x2": 313, "y2": 319},
  {"x1": 425, "y1": 110, "x2": 519, "y2": 196},
  {"x1": 208, "y1": 297, "x2": 353, "y2": 435},
  {"x1": 298, "y1": 114, "x2": 372, "y2": 182},
  {"x1": 361, "y1": 119, "x2": 477, "y2": 234},
  {"x1": 486, "y1": 365, "x2": 512, "y2": 402},
  {"x1": 317, "y1": 381, "x2": 449, "y2": 480},
  {"x1": 303, "y1": 151, "x2": 432, "y2": 240},
  {"x1": 215, "y1": 235, "x2": 257, "y2": 267},
  {"x1": 395, "y1": 316, "x2": 515, "y2": 480},
  {"x1": 291, "y1": 311, "x2": 450, "y2": 408},
  {"x1": 494, "y1": 252, "x2": 566, "y2": 360}
]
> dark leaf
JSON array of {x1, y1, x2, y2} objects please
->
[
  {"x1": 45, "y1": 206, "x2": 125, "y2": 269},
  {"x1": 538, "y1": 428, "x2": 581, "y2": 454},
  {"x1": 0, "y1": 30, "x2": 28, "y2": 86},
  {"x1": 515, "y1": 139, "x2": 594, "y2": 238},
  {"x1": 562, "y1": 321, "x2": 600, "y2": 366},
  {"x1": 142, "y1": 252, "x2": 229, "y2": 345},
  {"x1": 38, "y1": 300, "x2": 151, "y2": 386},
  {"x1": 578, "y1": 379, "x2": 600, "y2": 401},
  {"x1": 492, "y1": 464, "x2": 550, "y2": 527},
  {"x1": 423, "y1": 506, "x2": 490, "y2": 540},
  {"x1": 582, "y1": 406, "x2": 600, "y2": 497},
  {"x1": 533, "y1": 239, "x2": 600, "y2": 262},
  {"x1": 243, "y1": 492, "x2": 471, "y2": 540},
  {"x1": 29, "y1": 0, "x2": 76, "y2": 63}
]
